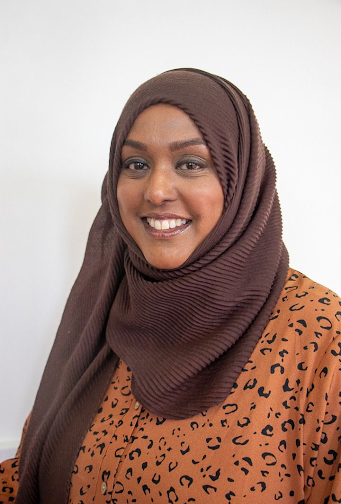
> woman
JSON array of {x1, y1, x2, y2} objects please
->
[{"x1": 1, "y1": 69, "x2": 340, "y2": 503}]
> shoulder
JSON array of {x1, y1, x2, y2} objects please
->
[
  {"x1": 273, "y1": 267, "x2": 341, "y2": 338},
  {"x1": 264, "y1": 268, "x2": 341, "y2": 383},
  {"x1": 283, "y1": 267, "x2": 340, "y2": 307}
]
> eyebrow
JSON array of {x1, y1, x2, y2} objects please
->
[{"x1": 122, "y1": 138, "x2": 207, "y2": 152}]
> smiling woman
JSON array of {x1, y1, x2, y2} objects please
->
[
  {"x1": 117, "y1": 104, "x2": 224, "y2": 269},
  {"x1": 1, "y1": 69, "x2": 340, "y2": 504}
]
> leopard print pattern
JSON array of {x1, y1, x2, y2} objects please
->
[
  {"x1": 1, "y1": 270, "x2": 340, "y2": 503},
  {"x1": 68, "y1": 270, "x2": 341, "y2": 503}
]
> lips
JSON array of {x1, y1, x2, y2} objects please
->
[
  {"x1": 146, "y1": 217, "x2": 188, "y2": 230},
  {"x1": 141, "y1": 215, "x2": 191, "y2": 238}
]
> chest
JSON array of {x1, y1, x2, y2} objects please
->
[{"x1": 69, "y1": 356, "x2": 308, "y2": 504}]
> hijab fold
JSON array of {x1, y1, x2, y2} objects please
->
[{"x1": 17, "y1": 69, "x2": 288, "y2": 504}]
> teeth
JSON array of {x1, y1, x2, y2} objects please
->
[{"x1": 146, "y1": 218, "x2": 188, "y2": 230}]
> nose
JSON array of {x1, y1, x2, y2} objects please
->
[{"x1": 144, "y1": 166, "x2": 177, "y2": 206}]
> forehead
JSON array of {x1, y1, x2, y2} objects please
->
[{"x1": 126, "y1": 103, "x2": 204, "y2": 144}]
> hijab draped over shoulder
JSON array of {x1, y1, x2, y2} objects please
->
[{"x1": 17, "y1": 69, "x2": 289, "y2": 504}]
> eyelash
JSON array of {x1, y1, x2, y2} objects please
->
[
  {"x1": 122, "y1": 157, "x2": 207, "y2": 173},
  {"x1": 177, "y1": 160, "x2": 205, "y2": 171},
  {"x1": 124, "y1": 160, "x2": 148, "y2": 171}
]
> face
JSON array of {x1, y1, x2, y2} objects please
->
[{"x1": 117, "y1": 104, "x2": 224, "y2": 269}]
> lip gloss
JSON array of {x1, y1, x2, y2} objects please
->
[{"x1": 142, "y1": 218, "x2": 191, "y2": 239}]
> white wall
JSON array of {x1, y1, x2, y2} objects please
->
[{"x1": 1, "y1": 0, "x2": 340, "y2": 459}]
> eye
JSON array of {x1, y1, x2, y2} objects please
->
[
  {"x1": 180, "y1": 162, "x2": 202, "y2": 170},
  {"x1": 123, "y1": 159, "x2": 149, "y2": 171},
  {"x1": 177, "y1": 157, "x2": 207, "y2": 172}
]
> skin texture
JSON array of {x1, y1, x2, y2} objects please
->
[{"x1": 117, "y1": 104, "x2": 224, "y2": 270}]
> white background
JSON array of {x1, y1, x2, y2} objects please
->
[{"x1": 1, "y1": 0, "x2": 340, "y2": 459}]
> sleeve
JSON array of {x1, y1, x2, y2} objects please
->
[
  {"x1": 0, "y1": 414, "x2": 31, "y2": 504},
  {"x1": 305, "y1": 333, "x2": 341, "y2": 504}
]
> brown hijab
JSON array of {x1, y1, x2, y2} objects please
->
[{"x1": 17, "y1": 69, "x2": 288, "y2": 504}]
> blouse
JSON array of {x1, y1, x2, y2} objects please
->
[{"x1": 1, "y1": 269, "x2": 340, "y2": 503}]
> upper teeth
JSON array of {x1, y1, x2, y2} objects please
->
[{"x1": 146, "y1": 218, "x2": 188, "y2": 230}]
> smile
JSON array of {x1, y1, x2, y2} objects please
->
[{"x1": 146, "y1": 217, "x2": 189, "y2": 230}]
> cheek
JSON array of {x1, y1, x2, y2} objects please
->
[
  {"x1": 117, "y1": 177, "x2": 135, "y2": 207},
  {"x1": 117, "y1": 179, "x2": 136, "y2": 227},
  {"x1": 191, "y1": 184, "x2": 224, "y2": 223}
]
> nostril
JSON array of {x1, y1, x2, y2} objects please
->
[{"x1": 145, "y1": 180, "x2": 176, "y2": 204}]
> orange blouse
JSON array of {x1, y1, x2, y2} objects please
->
[{"x1": 1, "y1": 269, "x2": 341, "y2": 503}]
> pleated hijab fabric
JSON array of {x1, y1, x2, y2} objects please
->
[{"x1": 17, "y1": 69, "x2": 289, "y2": 504}]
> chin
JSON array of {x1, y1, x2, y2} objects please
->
[{"x1": 145, "y1": 254, "x2": 186, "y2": 270}]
